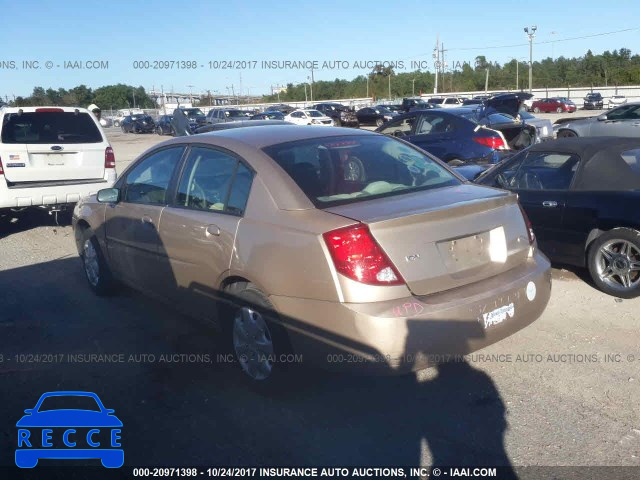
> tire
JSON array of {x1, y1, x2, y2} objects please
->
[
  {"x1": 223, "y1": 282, "x2": 294, "y2": 388},
  {"x1": 556, "y1": 107, "x2": 563, "y2": 113},
  {"x1": 79, "y1": 228, "x2": 116, "y2": 296},
  {"x1": 113, "y1": 120, "x2": 121, "y2": 127},
  {"x1": 156, "y1": 126, "x2": 163, "y2": 135},
  {"x1": 376, "y1": 118, "x2": 384, "y2": 127},
  {"x1": 533, "y1": 107, "x2": 540, "y2": 113},
  {"x1": 556, "y1": 129, "x2": 578, "y2": 138},
  {"x1": 587, "y1": 228, "x2": 640, "y2": 298},
  {"x1": 121, "y1": 125, "x2": 126, "y2": 133}
]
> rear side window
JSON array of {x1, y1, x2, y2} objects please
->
[
  {"x1": 263, "y1": 135, "x2": 459, "y2": 207},
  {"x1": 1, "y1": 111, "x2": 103, "y2": 144}
]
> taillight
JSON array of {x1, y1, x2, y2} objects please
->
[
  {"x1": 105, "y1": 147, "x2": 116, "y2": 168},
  {"x1": 0, "y1": 156, "x2": 4, "y2": 175},
  {"x1": 518, "y1": 203, "x2": 535, "y2": 245},
  {"x1": 35, "y1": 108, "x2": 64, "y2": 112},
  {"x1": 473, "y1": 136, "x2": 506, "y2": 150},
  {"x1": 323, "y1": 224, "x2": 404, "y2": 286}
]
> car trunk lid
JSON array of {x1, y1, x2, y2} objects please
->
[{"x1": 324, "y1": 184, "x2": 531, "y2": 296}]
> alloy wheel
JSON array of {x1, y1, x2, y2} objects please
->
[{"x1": 594, "y1": 239, "x2": 640, "y2": 292}]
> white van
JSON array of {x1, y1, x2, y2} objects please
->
[{"x1": 0, "y1": 106, "x2": 117, "y2": 213}]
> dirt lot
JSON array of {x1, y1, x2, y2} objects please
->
[{"x1": 1, "y1": 119, "x2": 638, "y2": 469}]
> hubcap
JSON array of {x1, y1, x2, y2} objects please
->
[
  {"x1": 232, "y1": 307, "x2": 274, "y2": 381},
  {"x1": 83, "y1": 239, "x2": 100, "y2": 287},
  {"x1": 595, "y1": 239, "x2": 640, "y2": 291}
]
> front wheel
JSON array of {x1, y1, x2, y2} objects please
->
[
  {"x1": 376, "y1": 118, "x2": 384, "y2": 127},
  {"x1": 588, "y1": 229, "x2": 640, "y2": 298},
  {"x1": 80, "y1": 229, "x2": 116, "y2": 296},
  {"x1": 533, "y1": 107, "x2": 540, "y2": 113}
]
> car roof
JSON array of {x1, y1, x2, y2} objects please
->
[
  {"x1": 176, "y1": 124, "x2": 378, "y2": 149},
  {"x1": 0, "y1": 106, "x2": 92, "y2": 113}
]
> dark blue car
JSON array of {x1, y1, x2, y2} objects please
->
[
  {"x1": 375, "y1": 93, "x2": 536, "y2": 167},
  {"x1": 16, "y1": 391, "x2": 123, "y2": 468}
]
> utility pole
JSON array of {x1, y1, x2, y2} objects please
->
[
  {"x1": 484, "y1": 68, "x2": 490, "y2": 93},
  {"x1": 412, "y1": 78, "x2": 416, "y2": 96},
  {"x1": 310, "y1": 68, "x2": 315, "y2": 102},
  {"x1": 441, "y1": 42, "x2": 446, "y2": 93},
  {"x1": 433, "y1": 35, "x2": 439, "y2": 94},
  {"x1": 524, "y1": 25, "x2": 537, "y2": 94},
  {"x1": 388, "y1": 72, "x2": 391, "y2": 99},
  {"x1": 304, "y1": 83, "x2": 308, "y2": 102}
]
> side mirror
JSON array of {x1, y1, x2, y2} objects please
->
[
  {"x1": 597, "y1": 114, "x2": 607, "y2": 121},
  {"x1": 97, "y1": 188, "x2": 120, "y2": 203}
]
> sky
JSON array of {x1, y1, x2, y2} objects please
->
[{"x1": 1, "y1": 0, "x2": 639, "y2": 101}]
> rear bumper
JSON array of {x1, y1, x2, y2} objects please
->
[
  {"x1": 0, "y1": 172, "x2": 116, "y2": 209},
  {"x1": 270, "y1": 251, "x2": 551, "y2": 374}
]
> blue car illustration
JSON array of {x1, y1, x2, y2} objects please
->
[{"x1": 16, "y1": 391, "x2": 123, "y2": 468}]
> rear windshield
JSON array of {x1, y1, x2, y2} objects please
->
[
  {"x1": 263, "y1": 135, "x2": 460, "y2": 207},
  {"x1": 1, "y1": 111, "x2": 103, "y2": 144}
]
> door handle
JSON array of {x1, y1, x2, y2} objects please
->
[
  {"x1": 542, "y1": 201, "x2": 558, "y2": 208},
  {"x1": 205, "y1": 224, "x2": 220, "y2": 237},
  {"x1": 141, "y1": 215, "x2": 154, "y2": 225}
]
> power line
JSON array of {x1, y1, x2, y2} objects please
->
[{"x1": 405, "y1": 27, "x2": 639, "y2": 58}]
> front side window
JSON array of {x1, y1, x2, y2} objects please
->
[
  {"x1": 176, "y1": 147, "x2": 250, "y2": 213},
  {"x1": 263, "y1": 135, "x2": 460, "y2": 207},
  {"x1": 608, "y1": 104, "x2": 640, "y2": 120},
  {"x1": 124, "y1": 147, "x2": 185, "y2": 204},
  {"x1": 497, "y1": 151, "x2": 580, "y2": 190},
  {"x1": 378, "y1": 115, "x2": 416, "y2": 136}
]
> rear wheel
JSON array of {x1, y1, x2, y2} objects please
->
[
  {"x1": 556, "y1": 107, "x2": 563, "y2": 113},
  {"x1": 156, "y1": 126, "x2": 163, "y2": 135},
  {"x1": 80, "y1": 228, "x2": 116, "y2": 296},
  {"x1": 588, "y1": 229, "x2": 640, "y2": 298},
  {"x1": 533, "y1": 107, "x2": 540, "y2": 113},
  {"x1": 556, "y1": 129, "x2": 578, "y2": 138},
  {"x1": 114, "y1": 120, "x2": 121, "y2": 127},
  {"x1": 223, "y1": 282, "x2": 293, "y2": 387}
]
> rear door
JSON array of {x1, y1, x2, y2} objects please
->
[
  {"x1": 104, "y1": 146, "x2": 185, "y2": 290},
  {"x1": 0, "y1": 109, "x2": 106, "y2": 183},
  {"x1": 406, "y1": 112, "x2": 459, "y2": 159},
  {"x1": 157, "y1": 146, "x2": 253, "y2": 318}
]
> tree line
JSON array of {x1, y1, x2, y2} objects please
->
[{"x1": 9, "y1": 84, "x2": 155, "y2": 109}]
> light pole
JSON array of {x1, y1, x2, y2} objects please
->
[
  {"x1": 524, "y1": 25, "x2": 537, "y2": 94},
  {"x1": 187, "y1": 84, "x2": 194, "y2": 105},
  {"x1": 412, "y1": 78, "x2": 416, "y2": 96}
]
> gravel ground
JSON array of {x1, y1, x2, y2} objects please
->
[{"x1": 1, "y1": 116, "x2": 638, "y2": 470}]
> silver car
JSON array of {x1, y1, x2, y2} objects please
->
[{"x1": 555, "y1": 102, "x2": 640, "y2": 138}]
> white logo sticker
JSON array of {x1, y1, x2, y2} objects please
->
[
  {"x1": 526, "y1": 281, "x2": 536, "y2": 302},
  {"x1": 482, "y1": 303, "x2": 515, "y2": 328}
]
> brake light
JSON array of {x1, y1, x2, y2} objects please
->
[
  {"x1": 473, "y1": 136, "x2": 506, "y2": 150},
  {"x1": 105, "y1": 147, "x2": 116, "y2": 168},
  {"x1": 0, "y1": 156, "x2": 3, "y2": 175},
  {"x1": 35, "y1": 108, "x2": 64, "y2": 112},
  {"x1": 323, "y1": 224, "x2": 404, "y2": 286},
  {"x1": 518, "y1": 203, "x2": 535, "y2": 245}
]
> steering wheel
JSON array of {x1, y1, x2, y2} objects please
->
[
  {"x1": 343, "y1": 156, "x2": 366, "y2": 182},
  {"x1": 189, "y1": 181, "x2": 209, "y2": 209}
]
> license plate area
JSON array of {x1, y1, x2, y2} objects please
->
[{"x1": 437, "y1": 231, "x2": 491, "y2": 273}]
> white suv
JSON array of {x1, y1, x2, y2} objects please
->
[{"x1": 0, "y1": 106, "x2": 117, "y2": 213}]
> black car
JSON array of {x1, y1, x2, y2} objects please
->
[
  {"x1": 475, "y1": 136, "x2": 640, "y2": 298},
  {"x1": 155, "y1": 115, "x2": 174, "y2": 135},
  {"x1": 375, "y1": 93, "x2": 536, "y2": 165},
  {"x1": 584, "y1": 92, "x2": 604, "y2": 110},
  {"x1": 401, "y1": 97, "x2": 432, "y2": 112},
  {"x1": 179, "y1": 107, "x2": 207, "y2": 131},
  {"x1": 250, "y1": 111, "x2": 285, "y2": 121},
  {"x1": 265, "y1": 104, "x2": 296, "y2": 115},
  {"x1": 121, "y1": 114, "x2": 155, "y2": 133},
  {"x1": 355, "y1": 106, "x2": 398, "y2": 127},
  {"x1": 312, "y1": 103, "x2": 359, "y2": 127}
]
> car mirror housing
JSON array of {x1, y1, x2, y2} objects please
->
[
  {"x1": 97, "y1": 188, "x2": 120, "y2": 203},
  {"x1": 597, "y1": 114, "x2": 607, "y2": 121}
]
